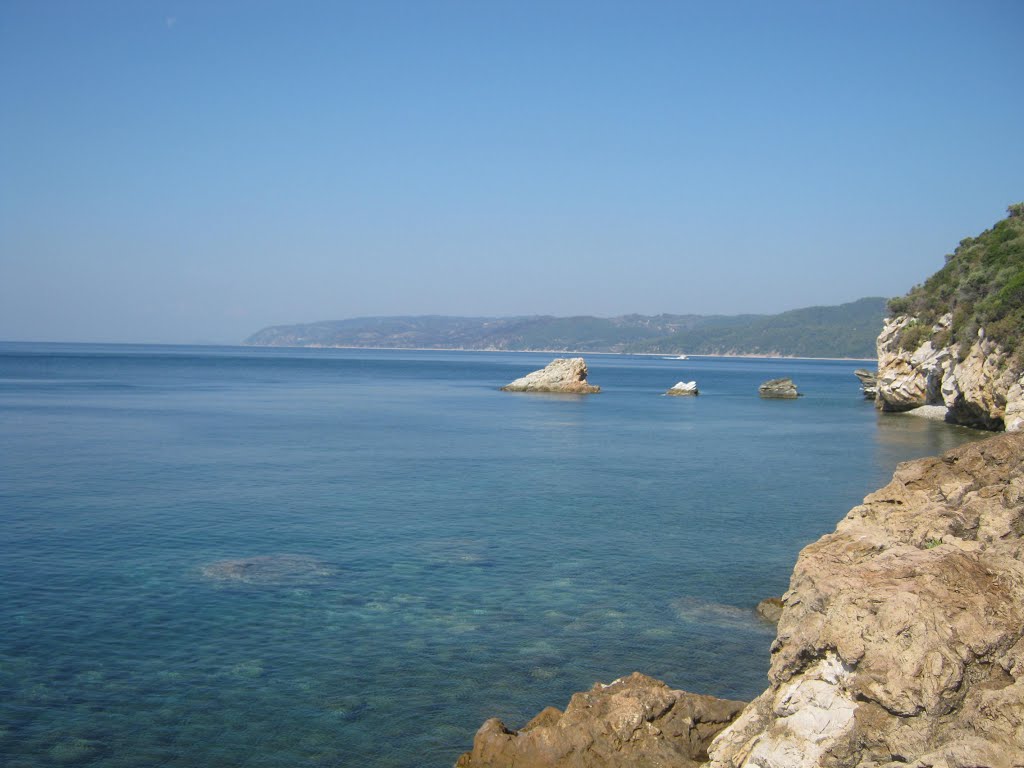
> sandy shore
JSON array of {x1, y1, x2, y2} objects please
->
[{"x1": 901, "y1": 404, "x2": 952, "y2": 421}]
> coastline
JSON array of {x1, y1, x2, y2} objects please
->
[
  {"x1": 1, "y1": 339, "x2": 876, "y2": 363},
  {"x1": 240, "y1": 342, "x2": 878, "y2": 363},
  {"x1": 457, "y1": 432, "x2": 1024, "y2": 766}
]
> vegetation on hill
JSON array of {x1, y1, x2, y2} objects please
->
[
  {"x1": 246, "y1": 298, "x2": 887, "y2": 358},
  {"x1": 630, "y1": 298, "x2": 886, "y2": 358},
  {"x1": 888, "y1": 204, "x2": 1024, "y2": 356}
]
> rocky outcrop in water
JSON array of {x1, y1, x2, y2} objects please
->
[
  {"x1": 875, "y1": 315, "x2": 1022, "y2": 430},
  {"x1": 455, "y1": 673, "x2": 745, "y2": 768},
  {"x1": 853, "y1": 369, "x2": 877, "y2": 400},
  {"x1": 501, "y1": 358, "x2": 601, "y2": 394},
  {"x1": 667, "y1": 381, "x2": 699, "y2": 396},
  {"x1": 708, "y1": 432, "x2": 1024, "y2": 767},
  {"x1": 758, "y1": 378, "x2": 799, "y2": 399}
]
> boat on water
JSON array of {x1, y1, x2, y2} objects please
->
[{"x1": 661, "y1": 354, "x2": 689, "y2": 360}]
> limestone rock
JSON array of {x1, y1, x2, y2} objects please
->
[
  {"x1": 875, "y1": 314, "x2": 1024, "y2": 430},
  {"x1": 667, "y1": 381, "x2": 699, "y2": 396},
  {"x1": 1006, "y1": 374, "x2": 1024, "y2": 432},
  {"x1": 941, "y1": 336, "x2": 1017, "y2": 430},
  {"x1": 758, "y1": 378, "x2": 799, "y2": 399},
  {"x1": 708, "y1": 433, "x2": 1024, "y2": 768},
  {"x1": 853, "y1": 369, "x2": 877, "y2": 399},
  {"x1": 455, "y1": 672, "x2": 746, "y2": 768},
  {"x1": 875, "y1": 317, "x2": 953, "y2": 412},
  {"x1": 501, "y1": 358, "x2": 601, "y2": 394},
  {"x1": 755, "y1": 597, "x2": 784, "y2": 624}
]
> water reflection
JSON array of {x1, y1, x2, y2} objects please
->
[{"x1": 873, "y1": 410, "x2": 988, "y2": 472}]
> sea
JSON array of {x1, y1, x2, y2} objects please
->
[{"x1": 0, "y1": 343, "x2": 984, "y2": 768}]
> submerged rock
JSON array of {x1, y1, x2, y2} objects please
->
[
  {"x1": 671, "y1": 596, "x2": 769, "y2": 631},
  {"x1": 500, "y1": 358, "x2": 600, "y2": 394},
  {"x1": 853, "y1": 368, "x2": 877, "y2": 399},
  {"x1": 758, "y1": 377, "x2": 799, "y2": 399},
  {"x1": 200, "y1": 554, "x2": 332, "y2": 585},
  {"x1": 754, "y1": 597, "x2": 783, "y2": 624},
  {"x1": 455, "y1": 672, "x2": 745, "y2": 768},
  {"x1": 666, "y1": 381, "x2": 699, "y2": 396},
  {"x1": 708, "y1": 433, "x2": 1024, "y2": 767}
]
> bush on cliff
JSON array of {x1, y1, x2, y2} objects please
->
[{"x1": 889, "y1": 204, "x2": 1024, "y2": 358}]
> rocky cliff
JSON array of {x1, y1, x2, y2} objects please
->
[
  {"x1": 875, "y1": 313, "x2": 1024, "y2": 430},
  {"x1": 456, "y1": 433, "x2": 1024, "y2": 768},
  {"x1": 875, "y1": 204, "x2": 1024, "y2": 431},
  {"x1": 707, "y1": 431, "x2": 1024, "y2": 768}
]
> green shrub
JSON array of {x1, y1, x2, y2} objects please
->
[
  {"x1": 888, "y1": 296, "x2": 911, "y2": 315},
  {"x1": 891, "y1": 205, "x2": 1024, "y2": 359},
  {"x1": 898, "y1": 321, "x2": 932, "y2": 351}
]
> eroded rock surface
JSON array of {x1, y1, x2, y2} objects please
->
[
  {"x1": 758, "y1": 378, "x2": 799, "y2": 399},
  {"x1": 708, "y1": 432, "x2": 1024, "y2": 768},
  {"x1": 456, "y1": 673, "x2": 745, "y2": 768},
  {"x1": 501, "y1": 358, "x2": 601, "y2": 394},
  {"x1": 876, "y1": 315, "x2": 1023, "y2": 431}
]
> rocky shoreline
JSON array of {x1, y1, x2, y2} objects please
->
[{"x1": 455, "y1": 433, "x2": 1024, "y2": 767}]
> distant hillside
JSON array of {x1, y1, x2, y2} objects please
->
[{"x1": 246, "y1": 297, "x2": 886, "y2": 358}]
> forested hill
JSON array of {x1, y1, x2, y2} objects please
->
[{"x1": 246, "y1": 297, "x2": 887, "y2": 359}]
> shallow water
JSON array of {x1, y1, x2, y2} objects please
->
[{"x1": 0, "y1": 344, "x2": 983, "y2": 767}]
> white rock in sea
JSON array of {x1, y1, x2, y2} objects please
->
[
  {"x1": 666, "y1": 381, "x2": 699, "y2": 396},
  {"x1": 500, "y1": 358, "x2": 600, "y2": 394}
]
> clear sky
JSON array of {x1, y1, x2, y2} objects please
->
[{"x1": 1, "y1": 1, "x2": 1022, "y2": 344}]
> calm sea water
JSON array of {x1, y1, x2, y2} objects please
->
[{"x1": 0, "y1": 343, "x2": 983, "y2": 767}]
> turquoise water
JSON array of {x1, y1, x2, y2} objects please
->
[{"x1": 0, "y1": 344, "x2": 983, "y2": 767}]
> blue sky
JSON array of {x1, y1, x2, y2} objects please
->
[{"x1": 1, "y1": 1, "x2": 1021, "y2": 344}]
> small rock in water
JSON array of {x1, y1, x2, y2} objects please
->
[
  {"x1": 755, "y1": 596, "x2": 784, "y2": 623},
  {"x1": 666, "y1": 380, "x2": 699, "y2": 396},
  {"x1": 758, "y1": 377, "x2": 800, "y2": 399},
  {"x1": 200, "y1": 554, "x2": 332, "y2": 585},
  {"x1": 671, "y1": 596, "x2": 768, "y2": 630},
  {"x1": 500, "y1": 358, "x2": 600, "y2": 394},
  {"x1": 854, "y1": 368, "x2": 878, "y2": 399}
]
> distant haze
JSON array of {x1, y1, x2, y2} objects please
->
[{"x1": 1, "y1": 1, "x2": 1021, "y2": 344}]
